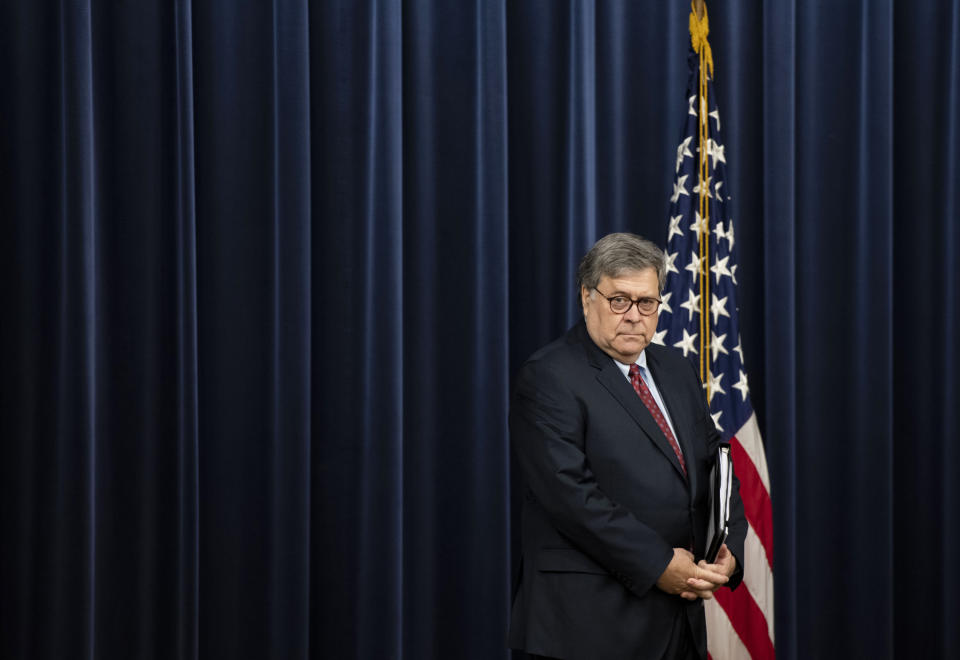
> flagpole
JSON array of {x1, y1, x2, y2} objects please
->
[{"x1": 690, "y1": 1, "x2": 713, "y2": 391}]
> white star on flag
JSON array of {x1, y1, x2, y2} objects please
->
[
  {"x1": 672, "y1": 328, "x2": 698, "y2": 357},
  {"x1": 710, "y1": 410, "x2": 723, "y2": 432},
  {"x1": 659, "y1": 291, "x2": 673, "y2": 315},
  {"x1": 710, "y1": 255, "x2": 733, "y2": 283},
  {"x1": 684, "y1": 253, "x2": 703, "y2": 283},
  {"x1": 707, "y1": 138, "x2": 726, "y2": 167},
  {"x1": 668, "y1": 215, "x2": 684, "y2": 242},
  {"x1": 690, "y1": 211, "x2": 708, "y2": 237},
  {"x1": 710, "y1": 331, "x2": 728, "y2": 362},
  {"x1": 712, "y1": 221, "x2": 726, "y2": 245},
  {"x1": 710, "y1": 293, "x2": 729, "y2": 324},
  {"x1": 671, "y1": 175, "x2": 690, "y2": 203},
  {"x1": 675, "y1": 137, "x2": 693, "y2": 173},
  {"x1": 732, "y1": 370, "x2": 750, "y2": 401},
  {"x1": 664, "y1": 251, "x2": 679, "y2": 276},
  {"x1": 692, "y1": 175, "x2": 713, "y2": 199},
  {"x1": 706, "y1": 370, "x2": 726, "y2": 404},
  {"x1": 680, "y1": 289, "x2": 701, "y2": 322},
  {"x1": 724, "y1": 220, "x2": 735, "y2": 251}
]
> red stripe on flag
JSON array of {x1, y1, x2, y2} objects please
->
[
  {"x1": 729, "y1": 436, "x2": 774, "y2": 566},
  {"x1": 714, "y1": 582, "x2": 775, "y2": 660}
]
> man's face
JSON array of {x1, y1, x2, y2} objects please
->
[{"x1": 581, "y1": 268, "x2": 661, "y2": 364}]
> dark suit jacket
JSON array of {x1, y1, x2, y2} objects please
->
[{"x1": 508, "y1": 321, "x2": 747, "y2": 660}]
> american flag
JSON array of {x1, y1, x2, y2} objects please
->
[{"x1": 654, "y1": 8, "x2": 775, "y2": 660}]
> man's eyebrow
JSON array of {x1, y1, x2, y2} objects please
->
[{"x1": 608, "y1": 290, "x2": 654, "y2": 298}]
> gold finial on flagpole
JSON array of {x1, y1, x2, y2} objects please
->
[
  {"x1": 689, "y1": 1, "x2": 713, "y2": 77},
  {"x1": 693, "y1": 0, "x2": 706, "y2": 20}
]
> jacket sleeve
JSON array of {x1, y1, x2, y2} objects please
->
[{"x1": 510, "y1": 358, "x2": 675, "y2": 598}]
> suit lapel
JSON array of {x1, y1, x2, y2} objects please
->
[
  {"x1": 594, "y1": 367, "x2": 688, "y2": 483},
  {"x1": 646, "y1": 348, "x2": 698, "y2": 499},
  {"x1": 574, "y1": 323, "x2": 689, "y2": 484}
]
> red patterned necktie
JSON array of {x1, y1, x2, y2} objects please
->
[{"x1": 629, "y1": 364, "x2": 686, "y2": 476}]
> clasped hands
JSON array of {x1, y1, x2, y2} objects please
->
[{"x1": 656, "y1": 544, "x2": 736, "y2": 601}]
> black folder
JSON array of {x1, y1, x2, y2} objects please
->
[{"x1": 704, "y1": 443, "x2": 733, "y2": 563}]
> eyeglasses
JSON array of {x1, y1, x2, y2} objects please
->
[{"x1": 593, "y1": 287, "x2": 662, "y2": 316}]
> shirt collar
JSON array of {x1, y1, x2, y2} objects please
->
[{"x1": 614, "y1": 350, "x2": 648, "y2": 379}]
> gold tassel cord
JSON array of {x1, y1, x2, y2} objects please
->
[
  {"x1": 689, "y1": 2, "x2": 714, "y2": 79},
  {"x1": 690, "y1": 1, "x2": 712, "y2": 394}
]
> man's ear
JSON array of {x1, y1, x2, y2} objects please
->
[{"x1": 580, "y1": 286, "x2": 591, "y2": 313}]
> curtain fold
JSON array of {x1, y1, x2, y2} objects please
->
[
  {"x1": 892, "y1": 2, "x2": 960, "y2": 658},
  {"x1": 266, "y1": 0, "x2": 312, "y2": 656},
  {"x1": 2, "y1": 2, "x2": 959, "y2": 660},
  {"x1": 758, "y1": 1, "x2": 797, "y2": 656},
  {"x1": 55, "y1": 2, "x2": 97, "y2": 657},
  {"x1": 354, "y1": 1, "x2": 404, "y2": 656},
  {"x1": 172, "y1": 2, "x2": 199, "y2": 658}
]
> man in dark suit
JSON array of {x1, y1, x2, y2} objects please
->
[{"x1": 508, "y1": 233, "x2": 747, "y2": 660}]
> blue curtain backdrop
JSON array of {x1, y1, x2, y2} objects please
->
[{"x1": 1, "y1": 1, "x2": 958, "y2": 659}]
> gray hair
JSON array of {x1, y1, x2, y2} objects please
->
[{"x1": 576, "y1": 233, "x2": 667, "y2": 293}]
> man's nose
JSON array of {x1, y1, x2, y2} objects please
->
[{"x1": 623, "y1": 303, "x2": 643, "y2": 322}]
